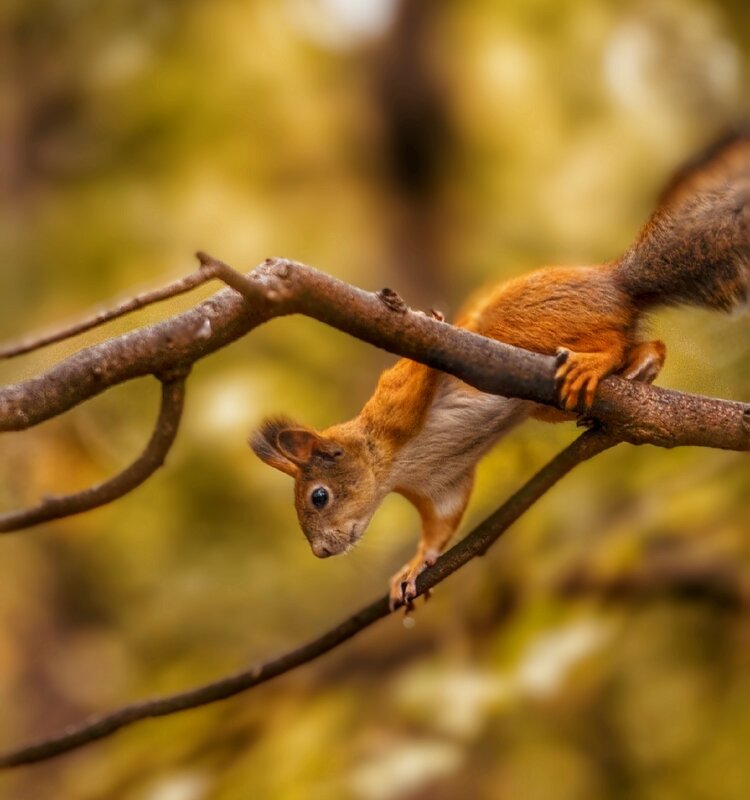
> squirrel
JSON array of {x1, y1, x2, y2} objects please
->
[{"x1": 250, "y1": 129, "x2": 749, "y2": 610}]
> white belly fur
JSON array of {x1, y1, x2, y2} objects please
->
[{"x1": 386, "y1": 375, "x2": 534, "y2": 506}]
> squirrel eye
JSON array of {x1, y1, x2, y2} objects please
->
[{"x1": 311, "y1": 487, "x2": 329, "y2": 509}]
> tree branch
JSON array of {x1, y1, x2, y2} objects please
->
[
  {"x1": 0, "y1": 253, "x2": 258, "y2": 360},
  {"x1": 0, "y1": 377, "x2": 186, "y2": 533},
  {"x1": 0, "y1": 428, "x2": 617, "y2": 768},
  {"x1": 0, "y1": 271, "x2": 214, "y2": 360},
  {"x1": 0, "y1": 256, "x2": 748, "y2": 453}
]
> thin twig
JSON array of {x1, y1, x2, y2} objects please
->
[
  {"x1": 0, "y1": 429, "x2": 616, "y2": 768},
  {"x1": 195, "y1": 251, "x2": 264, "y2": 298},
  {"x1": 0, "y1": 378, "x2": 186, "y2": 533},
  {"x1": 0, "y1": 252, "x2": 267, "y2": 360},
  {"x1": 0, "y1": 271, "x2": 219, "y2": 360},
  {"x1": 0, "y1": 253, "x2": 264, "y2": 360}
]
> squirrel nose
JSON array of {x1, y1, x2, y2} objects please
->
[{"x1": 311, "y1": 541, "x2": 332, "y2": 558}]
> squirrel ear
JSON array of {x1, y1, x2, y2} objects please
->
[
  {"x1": 276, "y1": 428, "x2": 322, "y2": 465},
  {"x1": 250, "y1": 417, "x2": 341, "y2": 473},
  {"x1": 278, "y1": 429, "x2": 344, "y2": 463},
  {"x1": 249, "y1": 417, "x2": 301, "y2": 477}
]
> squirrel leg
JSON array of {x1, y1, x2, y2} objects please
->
[
  {"x1": 389, "y1": 485, "x2": 471, "y2": 611},
  {"x1": 555, "y1": 341, "x2": 626, "y2": 411},
  {"x1": 620, "y1": 340, "x2": 666, "y2": 383}
]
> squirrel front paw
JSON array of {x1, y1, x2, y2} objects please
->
[
  {"x1": 389, "y1": 570, "x2": 418, "y2": 612},
  {"x1": 389, "y1": 550, "x2": 438, "y2": 611}
]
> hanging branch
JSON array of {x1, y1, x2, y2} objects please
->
[
  {"x1": 0, "y1": 428, "x2": 617, "y2": 768},
  {"x1": 0, "y1": 377, "x2": 186, "y2": 533}
]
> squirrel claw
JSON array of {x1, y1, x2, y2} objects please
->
[
  {"x1": 554, "y1": 349, "x2": 613, "y2": 410},
  {"x1": 389, "y1": 546, "x2": 442, "y2": 609},
  {"x1": 388, "y1": 585, "x2": 414, "y2": 612},
  {"x1": 389, "y1": 567, "x2": 422, "y2": 611},
  {"x1": 555, "y1": 347, "x2": 570, "y2": 367},
  {"x1": 554, "y1": 348, "x2": 571, "y2": 394}
]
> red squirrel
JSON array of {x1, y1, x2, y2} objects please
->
[{"x1": 251, "y1": 130, "x2": 749, "y2": 610}]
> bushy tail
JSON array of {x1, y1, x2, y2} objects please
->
[{"x1": 616, "y1": 127, "x2": 750, "y2": 312}]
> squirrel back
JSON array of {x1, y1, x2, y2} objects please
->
[{"x1": 615, "y1": 128, "x2": 750, "y2": 312}]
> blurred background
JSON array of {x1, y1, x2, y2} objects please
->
[{"x1": 1, "y1": 0, "x2": 750, "y2": 798}]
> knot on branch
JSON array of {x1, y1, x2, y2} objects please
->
[
  {"x1": 195, "y1": 317, "x2": 212, "y2": 341},
  {"x1": 251, "y1": 258, "x2": 295, "y2": 303},
  {"x1": 377, "y1": 287, "x2": 408, "y2": 314},
  {"x1": 608, "y1": 420, "x2": 676, "y2": 448}
]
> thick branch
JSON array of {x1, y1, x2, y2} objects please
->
[
  {"x1": 0, "y1": 256, "x2": 748, "y2": 451},
  {"x1": 0, "y1": 378, "x2": 186, "y2": 532},
  {"x1": 0, "y1": 429, "x2": 617, "y2": 768}
]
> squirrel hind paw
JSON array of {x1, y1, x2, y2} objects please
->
[
  {"x1": 556, "y1": 341, "x2": 665, "y2": 410},
  {"x1": 620, "y1": 340, "x2": 666, "y2": 384},
  {"x1": 555, "y1": 350, "x2": 619, "y2": 410}
]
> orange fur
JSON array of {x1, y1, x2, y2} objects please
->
[{"x1": 358, "y1": 358, "x2": 439, "y2": 449}]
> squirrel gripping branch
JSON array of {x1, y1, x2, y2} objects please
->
[{"x1": 251, "y1": 130, "x2": 750, "y2": 610}]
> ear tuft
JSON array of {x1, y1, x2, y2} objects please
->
[
  {"x1": 251, "y1": 417, "x2": 341, "y2": 471},
  {"x1": 249, "y1": 416, "x2": 300, "y2": 477}
]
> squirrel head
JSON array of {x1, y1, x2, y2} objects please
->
[{"x1": 249, "y1": 416, "x2": 379, "y2": 558}]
